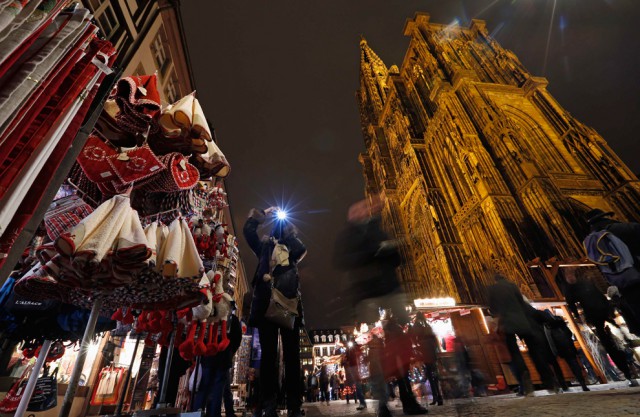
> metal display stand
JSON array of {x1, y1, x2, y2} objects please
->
[
  {"x1": 59, "y1": 298, "x2": 104, "y2": 417},
  {"x1": 0, "y1": 70, "x2": 120, "y2": 285},
  {"x1": 157, "y1": 319, "x2": 176, "y2": 408},
  {"x1": 113, "y1": 332, "x2": 143, "y2": 416},
  {"x1": 14, "y1": 339, "x2": 52, "y2": 417}
]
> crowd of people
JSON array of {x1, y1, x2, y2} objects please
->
[{"x1": 219, "y1": 199, "x2": 640, "y2": 417}]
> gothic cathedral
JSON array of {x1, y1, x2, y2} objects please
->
[{"x1": 357, "y1": 12, "x2": 640, "y2": 304}]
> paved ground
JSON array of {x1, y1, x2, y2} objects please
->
[{"x1": 302, "y1": 382, "x2": 640, "y2": 417}]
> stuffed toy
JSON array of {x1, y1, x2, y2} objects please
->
[
  {"x1": 210, "y1": 269, "x2": 233, "y2": 351},
  {"x1": 191, "y1": 273, "x2": 212, "y2": 321}
]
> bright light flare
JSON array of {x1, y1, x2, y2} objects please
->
[{"x1": 276, "y1": 209, "x2": 287, "y2": 220}]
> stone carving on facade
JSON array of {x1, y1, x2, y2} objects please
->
[{"x1": 356, "y1": 14, "x2": 640, "y2": 304}]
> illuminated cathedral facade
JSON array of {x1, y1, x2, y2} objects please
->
[{"x1": 357, "y1": 12, "x2": 640, "y2": 304}]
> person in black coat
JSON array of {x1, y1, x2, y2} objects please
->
[
  {"x1": 540, "y1": 310, "x2": 590, "y2": 391},
  {"x1": 409, "y1": 314, "x2": 443, "y2": 405},
  {"x1": 564, "y1": 267, "x2": 639, "y2": 386},
  {"x1": 243, "y1": 207, "x2": 307, "y2": 417},
  {"x1": 333, "y1": 197, "x2": 406, "y2": 323},
  {"x1": 333, "y1": 196, "x2": 424, "y2": 417},
  {"x1": 487, "y1": 274, "x2": 559, "y2": 392},
  {"x1": 586, "y1": 209, "x2": 640, "y2": 325}
]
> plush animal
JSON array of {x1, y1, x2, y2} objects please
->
[
  {"x1": 191, "y1": 273, "x2": 213, "y2": 321},
  {"x1": 210, "y1": 270, "x2": 233, "y2": 351}
]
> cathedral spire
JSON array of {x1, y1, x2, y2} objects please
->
[{"x1": 359, "y1": 37, "x2": 389, "y2": 118}]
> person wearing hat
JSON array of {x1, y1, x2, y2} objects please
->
[{"x1": 585, "y1": 209, "x2": 640, "y2": 324}]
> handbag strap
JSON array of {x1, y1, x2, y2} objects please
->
[{"x1": 50, "y1": 367, "x2": 58, "y2": 380}]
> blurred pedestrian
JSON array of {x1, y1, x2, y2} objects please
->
[
  {"x1": 384, "y1": 316, "x2": 429, "y2": 414},
  {"x1": 342, "y1": 340, "x2": 366, "y2": 409},
  {"x1": 541, "y1": 310, "x2": 590, "y2": 391},
  {"x1": 608, "y1": 286, "x2": 640, "y2": 336},
  {"x1": 337, "y1": 370, "x2": 346, "y2": 400},
  {"x1": 563, "y1": 267, "x2": 639, "y2": 386},
  {"x1": 409, "y1": 314, "x2": 443, "y2": 405},
  {"x1": 243, "y1": 207, "x2": 307, "y2": 417},
  {"x1": 583, "y1": 209, "x2": 640, "y2": 321},
  {"x1": 330, "y1": 373, "x2": 338, "y2": 400},
  {"x1": 319, "y1": 364, "x2": 330, "y2": 405},
  {"x1": 333, "y1": 195, "x2": 423, "y2": 417},
  {"x1": 487, "y1": 273, "x2": 560, "y2": 393}
]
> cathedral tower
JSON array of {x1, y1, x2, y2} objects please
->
[{"x1": 357, "y1": 12, "x2": 640, "y2": 304}]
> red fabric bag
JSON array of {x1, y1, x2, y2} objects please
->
[
  {"x1": 77, "y1": 135, "x2": 119, "y2": 183},
  {"x1": 0, "y1": 363, "x2": 33, "y2": 413},
  {"x1": 107, "y1": 144, "x2": 165, "y2": 185}
]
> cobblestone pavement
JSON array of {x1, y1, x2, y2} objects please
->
[{"x1": 302, "y1": 382, "x2": 640, "y2": 417}]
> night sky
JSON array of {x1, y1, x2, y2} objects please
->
[{"x1": 181, "y1": 0, "x2": 640, "y2": 329}]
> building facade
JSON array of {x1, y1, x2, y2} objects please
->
[
  {"x1": 357, "y1": 12, "x2": 640, "y2": 304},
  {"x1": 82, "y1": 0, "x2": 195, "y2": 104},
  {"x1": 309, "y1": 329, "x2": 350, "y2": 367},
  {"x1": 299, "y1": 328, "x2": 314, "y2": 374}
]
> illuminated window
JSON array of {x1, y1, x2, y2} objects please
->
[
  {"x1": 151, "y1": 27, "x2": 170, "y2": 73},
  {"x1": 164, "y1": 72, "x2": 179, "y2": 104},
  {"x1": 87, "y1": 2, "x2": 119, "y2": 39}
]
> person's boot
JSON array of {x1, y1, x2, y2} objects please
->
[
  {"x1": 522, "y1": 370, "x2": 535, "y2": 397},
  {"x1": 356, "y1": 402, "x2": 367, "y2": 410},
  {"x1": 402, "y1": 401, "x2": 428, "y2": 415},
  {"x1": 628, "y1": 378, "x2": 639, "y2": 387},
  {"x1": 377, "y1": 405, "x2": 392, "y2": 417},
  {"x1": 579, "y1": 377, "x2": 590, "y2": 391}
]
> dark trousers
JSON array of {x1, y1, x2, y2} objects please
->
[
  {"x1": 561, "y1": 355, "x2": 588, "y2": 387},
  {"x1": 424, "y1": 364, "x2": 442, "y2": 402},
  {"x1": 193, "y1": 367, "x2": 229, "y2": 417},
  {"x1": 368, "y1": 340, "x2": 388, "y2": 410},
  {"x1": 592, "y1": 320, "x2": 632, "y2": 379},
  {"x1": 319, "y1": 387, "x2": 330, "y2": 403},
  {"x1": 397, "y1": 375, "x2": 420, "y2": 408},
  {"x1": 549, "y1": 357, "x2": 566, "y2": 389},
  {"x1": 223, "y1": 373, "x2": 235, "y2": 416},
  {"x1": 621, "y1": 284, "x2": 640, "y2": 326},
  {"x1": 345, "y1": 366, "x2": 365, "y2": 406},
  {"x1": 505, "y1": 332, "x2": 556, "y2": 389},
  {"x1": 258, "y1": 322, "x2": 301, "y2": 412}
]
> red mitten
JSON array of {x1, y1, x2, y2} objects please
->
[
  {"x1": 194, "y1": 322, "x2": 207, "y2": 356},
  {"x1": 206, "y1": 322, "x2": 219, "y2": 356},
  {"x1": 136, "y1": 311, "x2": 149, "y2": 332},
  {"x1": 158, "y1": 330, "x2": 169, "y2": 346},
  {"x1": 122, "y1": 308, "x2": 135, "y2": 325},
  {"x1": 176, "y1": 307, "x2": 192, "y2": 322},
  {"x1": 160, "y1": 311, "x2": 173, "y2": 334},
  {"x1": 111, "y1": 308, "x2": 124, "y2": 321},
  {"x1": 218, "y1": 320, "x2": 230, "y2": 351},
  {"x1": 149, "y1": 311, "x2": 163, "y2": 333},
  {"x1": 179, "y1": 321, "x2": 197, "y2": 360}
]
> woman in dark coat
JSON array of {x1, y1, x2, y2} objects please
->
[
  {"x1": 243, "y1": 207, "x2": 307, "y2": 417},
  {"x1": 564, "y1": 267, "x2": 638, "y2": 386},
  {"x1": 409, "y1": 314, "x2": 443, "y2": 405},
  {"x1": 318, "y1": 364, "x2": 330, "y2": 405},
  {"x1": 541, "y1": 311, "x2": 590, "y2": 391}
]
